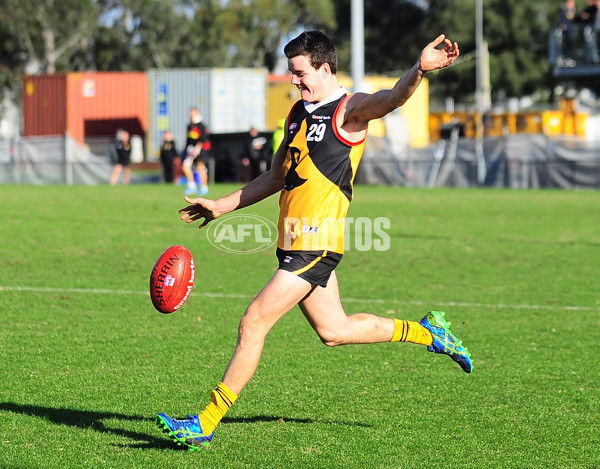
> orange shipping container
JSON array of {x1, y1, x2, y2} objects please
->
[{"x1": 22, "y1": 72, "x2": 148, "y2": 145}]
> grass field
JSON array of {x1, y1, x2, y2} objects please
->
[{"x1": 1, "y1": 183, "x2": 599, "y2": 469}]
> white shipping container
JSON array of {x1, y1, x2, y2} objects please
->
[
  {"x1": 147, "y1": 68, "x2": 267, "y2": 160},
  {"x1": 209, "y1": 68, "x2": 267, "y2": 133}
]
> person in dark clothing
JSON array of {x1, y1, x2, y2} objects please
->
[
  {"x1": 244, "y1": 126, "x2": 268, "y2": 180},
  {"x1": 215, "y1": 149, "x2": 238, "y2": 182},
  {"x1": 558, "y1": 0, "x2": 578, "y2": 66},
  {"x1": 577, "y1": 0, "x2": 600, "y2": 63},
  {"x1": 160, "y1": 130, "x2": 178, "y2": 184},
  {"x1": 110, "y1": 129, "x2": 131, "y2": 185}
]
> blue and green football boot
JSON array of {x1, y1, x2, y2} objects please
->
[
  {"x1": 419, "y1": 311, "x2": 473, "y2": 373},
  {"x1": 155, "y1": 413, "x2": 214, "y2": 451}
]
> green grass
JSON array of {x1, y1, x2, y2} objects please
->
[{"x1": 0, "y1": 183, "x2": 599, "y2": 468}]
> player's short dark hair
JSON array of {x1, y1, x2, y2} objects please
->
[{"x1": 284, "y1": 31, "x2": 338, "y2": 75}]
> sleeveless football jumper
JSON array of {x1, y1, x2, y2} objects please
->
[{"x1": 276, "y1": 88, "x2": 366, "y2": 286}]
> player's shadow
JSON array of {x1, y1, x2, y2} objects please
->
[
  {"x1": 0, "y1": 402, "x2": 175, "y2": 450},
  {"x1": 0, "y1": 402, "x2": 371, "y2": 451}
]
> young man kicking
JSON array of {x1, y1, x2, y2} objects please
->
[{"x1": 156, "y1": 30, "x2": 472, "y2": 451}]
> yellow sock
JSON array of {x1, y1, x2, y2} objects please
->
[
  {"x1": 198, "y1": 382, "x2": 238, "y2": 435},
  {"x1": 390, "y1": 319, "x2": 433, "y2": 346}
]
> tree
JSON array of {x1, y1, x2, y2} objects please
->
[
  {"x1": 0, "y1": 0, "x2": 593, "y2": 106},
  {"x1": 0, "y1": 12, "x2": 23, "y2": 93},
  {"x1": 170, "y1": 0, "x2": 238, "y2": 68},
  {"x1": 331, "y1": 0, "x2": 429, "y2": 74},
  {"x1": 3, "y1": 0, "x2": 99, "y2": 74},
  {"x1": 173, "y1": 0, "x2": 336, "y2": 70},
  {"x1": 330, "y1": 0, "x2": 476, "y2": 104},
  {"x1": 482, "y1": 0, "x2": 556, "y2": 100},
  {"x1": 330, "y1": 0, "x2": 577, "y2": 105},
  {"x1": 91, "y1": 0, "x2": 192, "y2": 70}
]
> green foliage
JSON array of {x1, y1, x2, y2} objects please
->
[
  {"x1": 172, "y1": 0, "x2": 336, "y2": 69},
  {"x1": 332, "y1": 0, "x2": 429, "y2": 75},
  {"x1": 2, "y1": 0, "x2": 99, "y2": 73},
  {"x1": 0, "y1": 183, "x2": 599, "y2": 468},
  {"x1": 330, "y1": 0, "x2": 584, "y2": 103},
  {"x1": 0, "y1": 0, "x2": 596, "y2": 104},
  {"x1": 483, "y1": 0, "x2": 555, "y2": 98}
]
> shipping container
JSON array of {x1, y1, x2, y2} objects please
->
[
  {"x1": 66, "y1": 72, "x2": 148, "y2": 144},
  {"x1": 208, "y1": 68, "x2": 267, "y2": 132},
  {"x1": 22, "y1": 75, "x2": 67, "y2": 137},
  {"x1": 22, "y1": 72, "x2": 148, "y2": 155},
  {"x1": 147, "y1": 68, "x2": 211, "y2": 160},
  {"x1": 147, "y1": 68, "x2": 267, "y2": 159}
]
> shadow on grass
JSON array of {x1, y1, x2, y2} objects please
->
[
  {"x1": 0, "y1": 402, "x2": 370, "y2": 450},
  {"x1": 0, "y1": 401, "x2": 176, "y2": 450}
]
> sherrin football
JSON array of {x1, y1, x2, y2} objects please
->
[{"x1": 150, "y1": 245, "x2": 195, "y2": 314}]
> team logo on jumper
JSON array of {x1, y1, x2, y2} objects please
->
[
  {"x1": 206, "y1": 214, "x2": 278, "y2": 254},
  {"x1": 283, "y1": 147, "x2": 307, "y2": 191},
  {"x1": 289, "y1": 123, "x2": 298, "y2": 131},
  {"x1": 284, "y1": 256, "x2": 293, "y2": 263}
]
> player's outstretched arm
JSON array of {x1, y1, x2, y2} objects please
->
[
  {"x1": 179, "y1": 134, "x2": 287, "y2": 229},
  {"x1": 179, "y1": 171, "x2": 281, "y2": 228},
  {"x1": 344, "y1": 34, "x2": 459, "y2": 125}
]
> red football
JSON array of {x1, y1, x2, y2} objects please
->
[{"x1": 149, "y1": 245, "x2": 195, "y2": 314}]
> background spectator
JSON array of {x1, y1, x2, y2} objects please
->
[
  {"x1": 558, "y1": 0, "x2": 578, "y2": 66},
  {"x1": 159, "y1": 130, "x2": 178, "y2": 184},
  {"x1": 109, "y1": 129, "x2": 131, "y2": 185},
  {"x1": 244, "y1": 126, "x2": 268, "y2": 180}
]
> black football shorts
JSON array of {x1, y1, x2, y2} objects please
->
[{"x1": 276, "y1": 248, "x2": 343, "y2": 288}]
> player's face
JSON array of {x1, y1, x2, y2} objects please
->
[{"x1": 288, "y1": 55, "x2": 327, "y2": 103}]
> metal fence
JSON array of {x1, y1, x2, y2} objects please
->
[
  {"x1": 0, "y1": 136, "x2": 114, "y2": 185},
  {"x1": 1, "y1": 133, "x2": 599, "y2": 189},
  {"x1": 358, "y1": 132, "x2": 600, "y2": 189}
]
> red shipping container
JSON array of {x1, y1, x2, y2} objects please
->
[
  {"x1": 22, "y1": 74, "x2": 66, "y2": 137},
  {"x1": 22, "y1": 72, "x2": 148, "y2": 145}
]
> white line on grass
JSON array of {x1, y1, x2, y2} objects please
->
[{"x1": 1, "y1": 285, "x2": 598, "y2": 313}]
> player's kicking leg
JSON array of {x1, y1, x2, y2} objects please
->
[{"x1": 299, "y1": 271, "x2": 472, "y2": 372}]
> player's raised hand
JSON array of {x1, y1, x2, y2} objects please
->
[
  {"x1": 419, "y1": 34, "x2": 459, "y2": 72},
  {"x1": 179, "y1": 196, "x2": 221, "y2": 228}
]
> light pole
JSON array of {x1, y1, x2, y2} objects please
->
[
  {"x1": 475, "y1": 0, "x2": 489, "y2": 184},
  {"x1": 351, "y1": 0, "x2": 365, "y2": 93}
]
